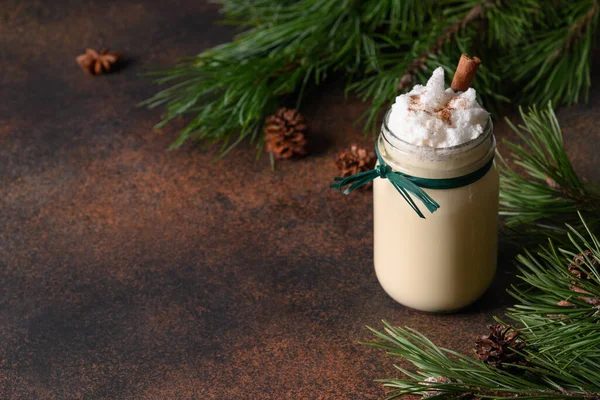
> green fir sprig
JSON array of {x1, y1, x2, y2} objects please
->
[
  {"x1": 142, "y1": 0, "x2": 394, "y2": 154},
  {"x1": 366, "y1": 215, "x2": 600, "y2": 399},
  {"x1": 143, "y1": 0, "x2": 598, "y2": 155},
  {"x1": 498, "y1": 103, "x2": 600, "y2": 240}
]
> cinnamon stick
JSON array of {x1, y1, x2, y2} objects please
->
[{"x1": 451, "y1": 53, "x2": 481, "y2": 92}]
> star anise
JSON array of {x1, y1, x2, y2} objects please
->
[{"x1": 76, "y1": 48, "x2": 123, "y2": 76}]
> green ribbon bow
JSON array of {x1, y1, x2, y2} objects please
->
[
  {"x1": 330, "y1": 145, "x2": 440, "y2": 218},
  {"x1": 330, "y1": 144, "x2": 495, "y2": 218}
]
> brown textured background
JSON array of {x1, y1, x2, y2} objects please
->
[{"x1": 1, "y1": 1, "x2": 599, "y2": 399}]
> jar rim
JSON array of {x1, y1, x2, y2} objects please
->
[{"x1": 381, "y1": 109, "x2": 493, "y2": 155}]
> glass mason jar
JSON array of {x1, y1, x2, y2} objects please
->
[{"x1": 373, "y1": 111, "x2": 499, "y2": 312}]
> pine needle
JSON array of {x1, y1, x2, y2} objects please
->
[{"x1": 143, "y1": 0, "x2": 599, "y2": 155}]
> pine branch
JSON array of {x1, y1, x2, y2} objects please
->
[
  {"x1": 498, "y1": 102, "x2": 600, "y2": 239},
  {"x1": 549, "y1": 0, "x2": 598, "y2": 62},
  {"x1": 504, "y1": 0, "x2": 599, "y2": 106},
  {"x1": 365, "y1": 215, "x2": 600, "y2": 399},
  {"x1": 395, "y1": 0, "x2": 490, "y2": 93},
  {"x1": 144, "y1": 0, "x2": 599, "y2": 156},
  {"x1": 142, "y1": 0, "x2": 369, "y2": 153}
]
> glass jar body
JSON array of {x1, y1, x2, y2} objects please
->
[{"x1": 373, "y1": 119, "x2": 499, "y2": 312}]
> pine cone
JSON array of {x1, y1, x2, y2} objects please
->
[
  {"x1": 474, "y1": 324, "x2": 526, "y2": 369},
  {"x1": 335, "y1": 144, "x2": 376, "y2": 189},
  {"x1": 76, "y1": 48, "x2": 123, "y2": 76},
  {"x1": 264, "y1": 108, "x2": 308, "y2": 159},
  {"x1": 568, "y1": 250, "x2": 598, "y2": 280}
]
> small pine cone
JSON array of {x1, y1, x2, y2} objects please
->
[
  {"x1": 474, "y1": 324, "x2": 526, "y2": 369},
  {"x1": 568, "y1": 250, "x2": 598, "y2": 280},
  {"x1": 264, "y1": 108, "x2": 308, "y2": 159},
  {"x1": 335, "y1": 144, "x2": 376, "y2": 189}
]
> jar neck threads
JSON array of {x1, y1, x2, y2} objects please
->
[{"x1": 379, "y1": 111, "x2": 495, "y2": 180}]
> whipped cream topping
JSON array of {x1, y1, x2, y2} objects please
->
[{"x1": 387, "y1": 67, "x2": 489, "y2": 149}]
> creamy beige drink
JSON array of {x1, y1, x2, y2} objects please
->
[{"x1": 373, "y1": 65, "x2": 499, "y2": 312}]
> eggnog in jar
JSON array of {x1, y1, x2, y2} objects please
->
[{"x1": 373, "y1": 63, "x2": 499, "y2": 312}]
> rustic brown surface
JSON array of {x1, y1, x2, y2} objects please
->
[{"x1": 1, "y1": 1, "x2": 599, "y2": 399}]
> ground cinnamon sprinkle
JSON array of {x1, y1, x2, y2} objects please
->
[
  {"x1": 407, "y1": 94, "x2": 452, "y2": 125},
  {"x1": 407, "y1": 95, "x2": 420, "y2": 112},
  {"x1": 438, "y1": 108, "x2": 452, "y2": 124}
]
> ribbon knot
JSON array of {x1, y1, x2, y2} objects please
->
[
  {"x1": 375, "y1": 164, "x2": 390, "y2": 178},
  {"x1": 330, "y1": 144, "x2": 440, "y2": 219}
]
